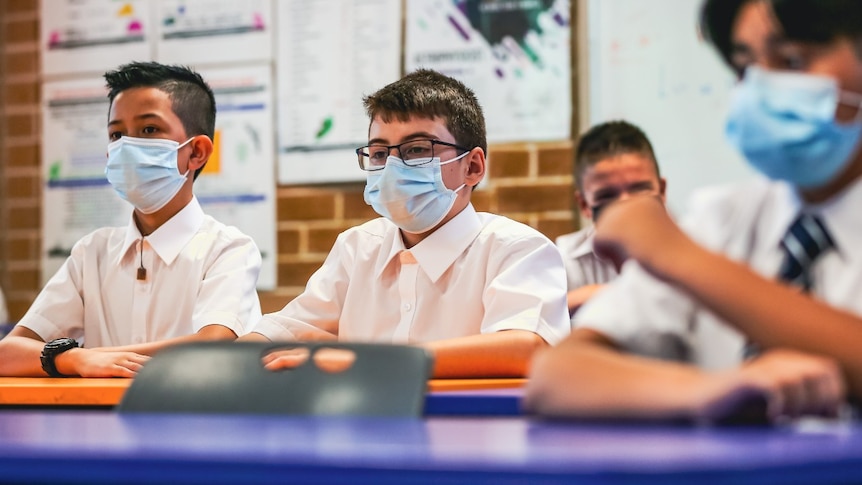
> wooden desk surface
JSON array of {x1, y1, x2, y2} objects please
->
[{"x1": 0, "y1": 377, "x2": 526, "y2": 406}]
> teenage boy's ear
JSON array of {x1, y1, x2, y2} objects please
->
[
  {"x1": 464, "y1": 147, "x2": 486, "y2": 187},
  {"x1": 186, "y1": 135, "x2": 214, "y2": 172},
  {"x1": 658, "y1": 177, "x2": 668, "y2": 205},
  {"x1": 576, "y1": 190, "x2": 592, "y2": 221}
]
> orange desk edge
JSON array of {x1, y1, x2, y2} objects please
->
[{"x1": 0, "y1": 377, "x2": 526, "y2": 406}]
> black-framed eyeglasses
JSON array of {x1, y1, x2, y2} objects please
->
[{"x1": 355, "y1": 139, "x2": 471, "y2": 171}]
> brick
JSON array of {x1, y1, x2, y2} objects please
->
[
  {"x1": 257, "y1": 291, "x2": 296, "y2": 314},
  {"x1": 537, "y1": 217, "x2": 579, "y2": 242},
  {"x1": 8, "y1": 206, "x2": 40, "y2": 229},
  {"x1": 342, "y1": 190, "x2": 378, "y2": 221},
  {"x1": 277, "y1": 191, "x2": 336, "y2": 222},
  {"x1": 4, "y1": 143, "x2": 39, "y2": 167},
  {"x1": 5, "y1": 19, "x2": 38, "y2": 44},
  {"x1": 488, "y1": 149, "x2": 529, "y2": 179},
  {"x1": 8, "y1": 297, "x2": 36, "y2": 322},
  {"x1": 4, "y1": 51, "x2": 38, "y2": 75},
  {"x1": 278, "y1": 261, "x2": 324, "y2": 287},
  {"x1": 5, "y1": 82, "x2": 38, "y2": 105},
  {"x1": 308, "y1": 227, "x2": 346, "y2": 253},
  {"x1": 9, "y1": 269, "x2": 39, "y2": 291},
  {"x1": 538, "y1": 147, "x2": 574, "y2": 176},
  {"x1": 496, "y1": 183, "x2": 572, "y2": 213},
  {"x1": 5, "y1": 174, "x2": 38, "y2": 199},
  {"x1": 2, "y1": 0, "x2": 38, "y2": 15},
  {"x1": 470, "y1": 188, "x2": 493, "y2": 212},
  {"x1": 277, "y1": 228, "x2": 300, "y2": 254},
  {"x1": 7, "y1": 237, "x2": 38, "y2": 260},
  {"x1": 5, "y1": 114, "x2": 34, "y2": 137}
]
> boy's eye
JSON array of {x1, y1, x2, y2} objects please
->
[
  {"x1": 109, "y1": 132, "x2": 123, "y2": 141},
  {"x1": 142, "y1": 126, "x2": 158, "y2": 135}
]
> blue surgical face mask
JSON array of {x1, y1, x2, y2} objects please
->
[
  {"x1": 725, "y1": 66, "x2": 862, "y2": 189},
  {"x1": 363, "y1": 151, "x2": 469, "y2": 234},
  {"x1": 105, "y1": 136, "x2": 194, "y2": 214}
]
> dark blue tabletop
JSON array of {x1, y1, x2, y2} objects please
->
[{"x1": 0, "y1": 411, "x2": 860, "y2": 484}]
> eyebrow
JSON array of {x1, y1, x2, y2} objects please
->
[
  {"x1": 368, "y1": 131, "x2": 439, "y2": 145},
  {"x1": 107, "y1": 112, "x2": 165, "y2": 128}
]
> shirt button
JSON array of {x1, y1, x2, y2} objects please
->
[{"x1": 404, "y1": 303, "x2": 412, "y2": 312}]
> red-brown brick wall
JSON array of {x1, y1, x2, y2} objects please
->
[{"x1": 0, "y1": 0, "x2": 578, "y2": 319}]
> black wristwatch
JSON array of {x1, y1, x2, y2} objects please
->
[{"x1": 40, "y1": 338, "x2": 79, "y2": 377}]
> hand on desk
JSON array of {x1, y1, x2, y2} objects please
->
[
  {"x1": 697, "y1": 349, "x2": 845, "y2": 423},
  {"x1": 55, "y1": 347, "x2": 149, "y2": 378}
]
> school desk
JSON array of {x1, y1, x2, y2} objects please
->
[
  {"x1": 0, "y1": 411, "x2": 859, "y2": 484},
  {"x1": 0, "y1": 377, "x2": 526, "y2": 415}
]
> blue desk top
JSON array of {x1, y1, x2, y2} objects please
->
[{"x1": 1, "y1": 411, "x2": 860, "y2": 484}]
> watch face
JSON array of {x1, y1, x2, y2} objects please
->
[{"x1": 45, "y1": 338, "x2": 78, "y2": 353}]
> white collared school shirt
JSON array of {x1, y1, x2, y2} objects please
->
[
  {"x1": 252, "y1": 204, "x2": 570, "y2": 345},
  {"x1": 18, "y1": 197, "x2": 262, "y2": 347},
  {"x1": 574, "y1": 176, "x2": 862, "y2": 370},
  {"x1": 556, "y1": 227, "x2": 619, "y2": 290}
]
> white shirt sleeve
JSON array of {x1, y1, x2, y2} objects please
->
[
  {"x1": 192, "y1": 231, "x2": 263, "y2": 336},
  {"x1": 16, "y1": 243, "x2": 87, "y2": 342},
  {"x1": 251, "y1": 232, "x2": 350, "y2": 341},
  {"x1": 571, "y1": 185, "x2": 751, "y2": 360},
  {"x1": 481, "y1": 234, "x2": 571, "y2": 345}
]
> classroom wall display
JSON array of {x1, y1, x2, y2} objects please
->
[
  {"x1": 41, "y1": 78, "x2": 132, "y2": 283},
  {"x1": 193, "y1": 65, "x2": 278, "y2": 290},
  {"x1": 39, "y1": 0, "x2": 279, "y2": 289},
  {"x1": 41, "y1": 0, "x2": 153, "y2": 76},
  {"x1": 275, "y1": 0, "x2": 402, "y2": 184},
  {"x1": 155, "y1": 0, "x2": 273, "y2": 65},
  {"x1": 405, "y1": 0, "x2": 572, "y2": 143},
  {"x1": 585, "y1": 0, "x2": 755, "y2": 213}
]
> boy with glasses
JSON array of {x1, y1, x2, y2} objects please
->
[{"x1": 243, "y1": 69, "x2": 569, "y2": 378}]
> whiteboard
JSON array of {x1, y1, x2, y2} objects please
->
[{"x1": 585, "y1": 0, "x2": 755, "y2": 213}]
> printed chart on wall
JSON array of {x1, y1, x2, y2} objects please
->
[
  {"x1": 155, "y1": 0, "x2": 273, "y2": 65},
  {"x1": 194, "y1": 65, "x2": 277, "y2": 289},
  {"x1": 406, "y1": 0, "x2": 571, "y2": 143},
  {"x1": 587, "y1": 0, "x2": 754, "y2": 213},
  {"x1": 41, "y1": 0, "x2": 152, "y2": 76},
  {"x1": 276, "y1": 0, "x2": 402, "y2": 184},
  {"x1": 41, "y1": 78, "x2": 131, "y2": 284}
]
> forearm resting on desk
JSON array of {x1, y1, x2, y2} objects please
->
[
  {"x1": 96, "y1": 324, "x2": 238, "y2": 356},
  {"x1": 422, "y1": 330, "x2": 545, "y2": 378},
  {"x1": 525, "y1": 329, "x2": 845, "y2": 422},
  {"x1": 594, "y1": 196, "x2": 862, "y2": 401}
]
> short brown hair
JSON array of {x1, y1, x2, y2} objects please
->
[
  {"x1": 363, "y1": 69, "x2": 487, "y2": 155},
  {"x1": 575, "y1": 120, "x2": 660, "y2": 192}
]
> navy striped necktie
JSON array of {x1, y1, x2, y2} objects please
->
[
  {"x1": 778, "y1": 214, "x2": 835, "y2": 292},
  {"x1": 744, "y1": 214, "x2": 834, "y2": 360}
]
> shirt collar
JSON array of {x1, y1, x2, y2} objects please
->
[
  {"x1": 117, "y1": 197, "x2": 205, "y2": 267},
  {"x1": 411, "y1": 204, "x2": 483, "y2": 283},
  {"x1": 375, "y1": 204, "x2": 483, "y2": 283},
  {"x1": 570, "y1": 227, "x2": 596, "y2": 260},
  {"x1": 762, "y1": 179, "x2": 862, "y2": 261},
  {"x1": 801, "y1": 177, "x2": 862, "y2": 261}
]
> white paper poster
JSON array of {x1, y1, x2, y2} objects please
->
[
  {"x1": 195, "y1": 65, "x2": 277, "y2": 289},
  {"x1": 406, "y1": 0, "x2": 571, "y2": 143},
  {"x1": 42, "y1": 78, "x2": 131, "y2": 283},
  {"x1": 155, "y1": 0, "x2": 273, "y2": 65},
  {"x1": 41, "y1": 0, "x2": 152, "y2": 76},
  {"x1": 276, "y1": 0, "x2": 402, "y2": 184}
]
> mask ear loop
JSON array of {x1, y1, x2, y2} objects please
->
[{"x1": 177, "y1": 136, "x2": 196, "y2": 178}]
